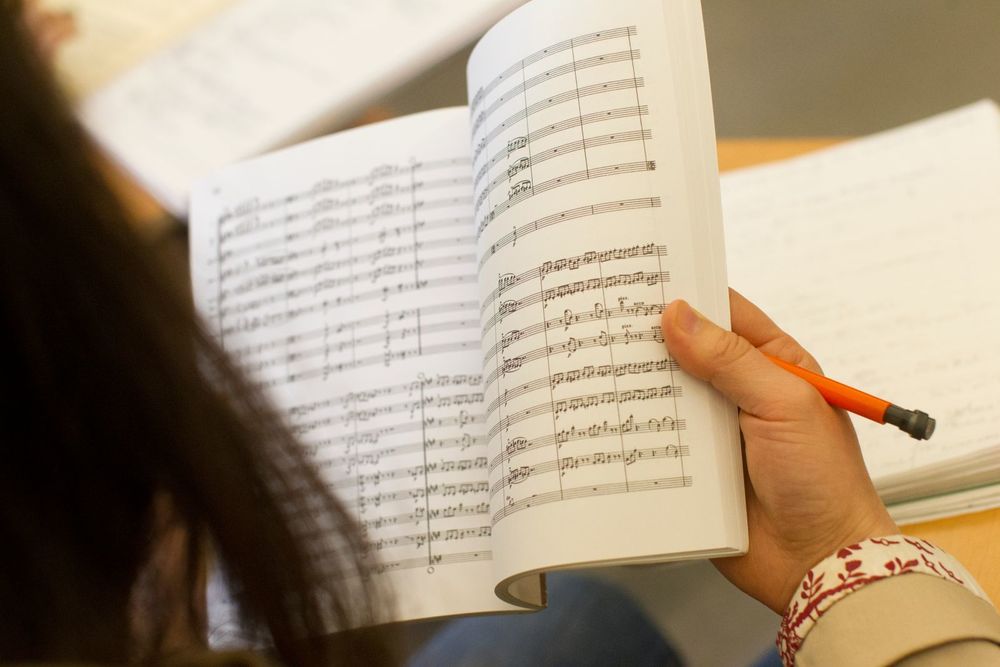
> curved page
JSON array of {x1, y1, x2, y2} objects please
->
[
  {"x1": 190, "y1": 108, "x2": 516, "y2": 626},
  {"x1": 467, "y1": 0, "x2": 746, "y2": 606}
]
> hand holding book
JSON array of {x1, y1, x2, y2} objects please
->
[{"x1": 662, "y1": 291, "x2": 898, "y2": 613}]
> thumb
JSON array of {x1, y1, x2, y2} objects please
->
[{"x1": 663, "y1": 299, "x2": 822, "y2": 421}]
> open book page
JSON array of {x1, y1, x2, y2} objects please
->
[
  {"x1": 468, "y1": 0, "x2": 745, "y2": 605},
  {"x1": 81, "y1": 0, "x2": 524, "y2": 215},
  {"x1": 39, "y1": 0, "x2": 235, "y2": 97},
  {"x1": 723, "y1": 101, "x2": 1000, "y2": 503},
  {"x1": 190, "y1": 108, "x2": 516, "y2": 624}
]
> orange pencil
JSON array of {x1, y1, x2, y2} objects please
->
[{"x1": 765, "y1": 355, "x2": 935, "y2": 440}]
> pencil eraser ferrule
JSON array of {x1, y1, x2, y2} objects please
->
[{"x1": 884, "y1": 405, "x2": 936, "y2": 440}]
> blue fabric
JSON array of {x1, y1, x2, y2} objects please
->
[
  {"x1": 406, "y1": 573, "x2": 683, "y2": 667},
  {"x1": 750, "y1": 647, "x2": 782, "y2": 667}
]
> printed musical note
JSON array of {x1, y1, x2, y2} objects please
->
[
  {"x1": 491, "y1": 476, "x2": 692, "y2": 524},
  {"x1": 200, "y1": 137, "x2": 498, "y2": 585},
  {"x1": 489, "y1": 444, "x2": 690, "y2": 496},
  {"x1": 469, "y1": 22, "x2": 696, "y2": 529}
]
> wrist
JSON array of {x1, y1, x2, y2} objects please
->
[
  {"x1": 775, "y1": 511, "x2": 899, "y2": 612},
  {"x1": 776, "y1": 535, "x2": 988, "y2": 666}
]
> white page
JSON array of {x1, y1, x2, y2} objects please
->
[
  {"x1": 81, "y1": 0, "x2": 524, "y2": 215},
  {"x1": 467, "y1": 0, "x2": 745, "y2": 605},
  {"x1": 723, "y1": 101, "x2": 1000, "y2": 498},
  {"x1": 40, "y1": 0, "x2": 235, "y2": 97},
  {"x1": 190, "y1": 108, "x2": 515, "y2": 623},
  {"x1": 889, "y1": 482, "x2": 1000, "y2": 525}
]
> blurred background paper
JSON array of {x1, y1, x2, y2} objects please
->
[
  {"x1": 44, "y1": 0, "x2": 524, "y2": 215},
  {"x1": 40, "y1": 0, "x2": 236, "y2": 98},
  {"x1": 46, "y1": 0, "x2": 1000, "y2": 219},
  {"x1": 722, "y1": 101, "x2": 1000, "y2": 524}
]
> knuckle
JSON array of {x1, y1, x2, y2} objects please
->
[
  {"x1": 773, "y1": 338, "x2": 823, "y2": 374},
  {"x1": 710, "y1": 330, "x2": 753, "y2": 367},
  {"x1": 707, "y1": 331, "x2": 756, "y2": 381},
  {"x1": 783, "y1": 377, "x2": 827, "y2": 412}
]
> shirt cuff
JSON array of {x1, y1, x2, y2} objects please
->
[{"x1": 777, "y1": 535, "x2": 991, "y2": 666}]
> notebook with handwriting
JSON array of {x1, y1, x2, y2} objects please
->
[
  {"x1": 190, "y1": 0, "x2": 746, "y2": 624},
  {"x1": 722, "y1": 100, "x2": 1000, "y2": 525}
]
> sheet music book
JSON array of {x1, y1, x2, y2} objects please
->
[
  {"x1": 190, "y1": 0, "x2": 747, "y2": 626},
  {"x1": 722, "y1": 100, "x2": 1000, "y2": 525},
  {"x1": 71, "y1": 0, "x2": 525, "y2": 215}
]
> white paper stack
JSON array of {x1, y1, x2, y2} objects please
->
[{"x1": 721, "y1": 101, "x2": 1000, "y2": 524}]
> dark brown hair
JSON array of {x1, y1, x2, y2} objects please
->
[{"x1": 0, "y1": 2, "x2": 390, "y2": 663}]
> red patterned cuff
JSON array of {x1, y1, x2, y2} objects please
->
[{"x1": 776, "y1": 535, "x2": 990, "y2": 666}]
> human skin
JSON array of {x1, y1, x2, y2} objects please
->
[
  {"x1": 661, "y1": 290, "x2": 898, "y2": 613},
  {"x1": 22, "y1": 0, "x2": 75, "y2": 60}
]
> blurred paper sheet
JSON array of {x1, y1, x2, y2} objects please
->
[
  {"x1": 73, "y1": 0, "x2": 524, "y2": 215},
  {"x1": 40, "y1": 0, "x2": 235, "y2": 97},
  {"x1": 722, "y1": 101, "x2": 1000, "y2": 518}
]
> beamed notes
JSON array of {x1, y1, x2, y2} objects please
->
[
  {"x1": 192, "y1": 0, "x2": 744, "y2": 625},
  {"x1": 471, "y1": 25, "x2": 694, "y2": 527},
  {"x1": 204, "y1": 147, "x2": 495, "y2": 580}
]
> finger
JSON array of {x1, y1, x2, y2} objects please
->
[
  {"x1": 39, "y1": 13, "x2": 76, "y2": 54},
  {"x1": 38, "y1": 24, "x2": 72, "y2": 57},
  {"x1": 729, "y1": 288, "x2": 822, "y2": 374},
  {"x1": 662, "y1": 299, "x2": 825, "y2": 420}
]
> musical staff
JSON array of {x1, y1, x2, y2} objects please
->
[
  {"x1": 482, "y1": 302, "x2": 667, "y2": 364},
  {"x1": 469, "y1": 24, "x2": 659, "y2": 237},
  {"x1": 484, "y1": 358, "x2": 680, "y2": 415},
  {"x1": 484, "y1": 328, "x2": 667, "y2": 387},
  {"x1": 469, "y1": 26, "x2": 639, "y2": 120},
  {"x1": 492, "y1": 476, "x2": 692, "y2": 524},
  {"x1": 375, "y1": 550, "x2": 492, "y2": 575},
  {"x1": 200, "y1": 141, "x2": 494, "y2": 581},
  {"x1": 370, "y1": 526, "x2": 492, "y2": 553},
  {"x1": 297, "y1": 411, "x2": 484, "y2": 449},
  {"x1": 478, "y1": 198, "x2": 662, "y2": 269},
  {"x1": 221, "y1": 198, "x2": 471, "y2": 261},
  {"x1": 470, "y1": 49, "x2": 642, "y2": 137},
  {"x1": 229, "y1": 301, "x2": 476, "y2": 361},
  {"x1": 216, "y1": 157, "x2": 470, "y2": 224},
  {"x1": 361, "y1": 502, "x2": 490, "y2": 531},
  {"x1": 481, "y1": 270, "x2": 670, "y2": 336},
  {"x1": 491, "y1": 444, "x2": 691, "y2": 497},
  {"x1": 219, "y1": 257, "x2": 476, "y2": 317},
  {"x1": 488, "y1": 384, "x2": 681, "y2": 440},
  {"x1": 474, "y1": 77, "x2": 645, "y2": 164},
  {"x1": 488, "y1": 414, "x2": 688, "y2": 473},
  {"x1": 471, "y1": 22, "x2": 693, "y2": 528},
  {"x1": 475, "y1": 129, "x2": 652, "y2": 192},
  {"x1": 476, "y1": 160, "x2": 656, "y2": 230}
]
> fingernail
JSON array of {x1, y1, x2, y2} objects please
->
[{"x1": 672, "y1": 300, "x2": 702, "y2": 335}]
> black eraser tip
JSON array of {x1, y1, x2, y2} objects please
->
[
  {"x1": 905, "y1": 410, "x2": 935, "y2": 440},
  {"x1": 884, "y1": 405, "x2": 935, "y2": 440}
]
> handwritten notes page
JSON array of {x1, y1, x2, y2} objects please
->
[
  {"x1": 467, "y1": 0, "x2": 745, "y2": 605},
  {"x1": 723, "y1": 101, "x2": 1000, "y2": 507},
  {"x1": 191, "y1": 108, "x2": 513, "y2": 622},
  {"x1": 81, "y1": 0, "x2": 524, "y2": 214}
]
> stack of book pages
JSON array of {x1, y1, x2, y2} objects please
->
[{"x1": 722, "y1": 100, "x2": 1000, "y2": 524}]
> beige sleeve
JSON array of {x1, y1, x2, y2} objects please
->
[{"x1": 796, "y1": 573, "x2": 1000, "y2": 667}]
